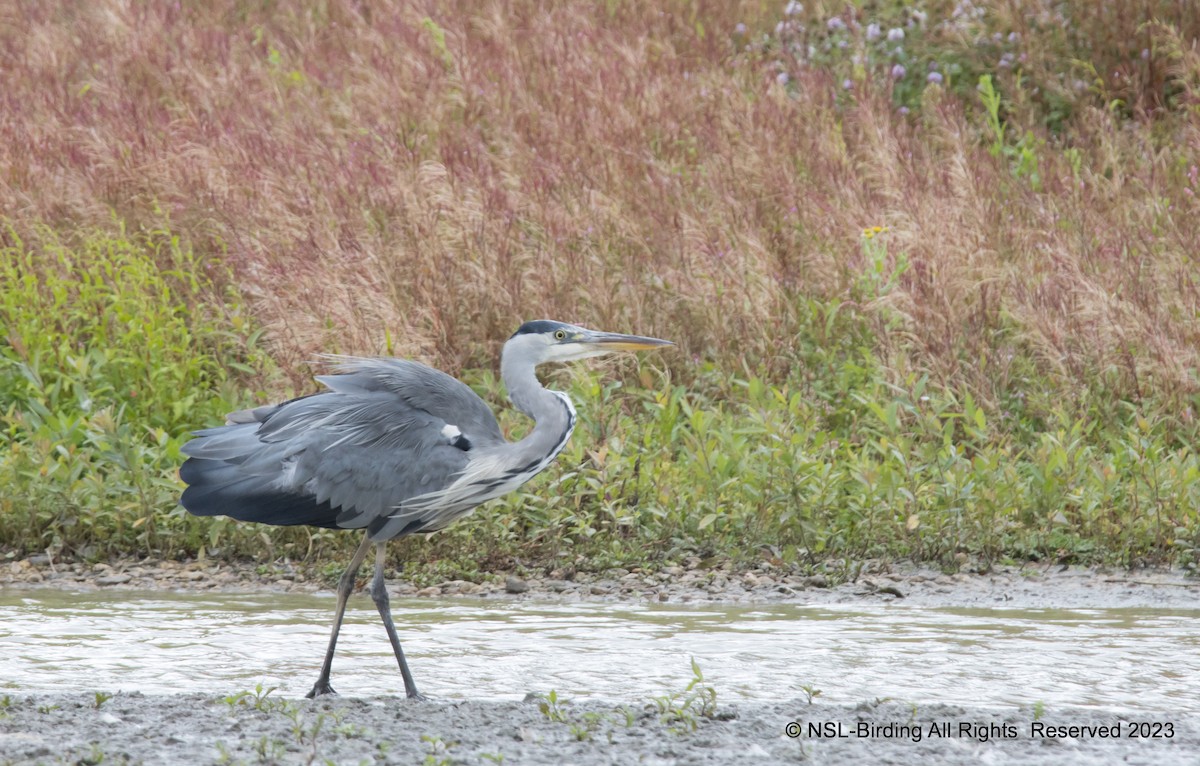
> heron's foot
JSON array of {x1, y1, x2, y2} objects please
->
[
  {"x1": 405, "y1": 690, "x2": 429, "y2": 702},
  {"x1": 305, "y1": 680, "x2": 338, "y2": 699}
]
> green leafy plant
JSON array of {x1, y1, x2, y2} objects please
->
[
  {"x1": 420, "y1": 734, "x2": 457, "y2": 766},
  {"x1": 222, "y1": 683, "x2": 281, "y2": 712},
  {"x1": 534, "y1": 690, "x2": 570, "y2": 723},
  {"x1": 801, "y1": 683, "x2": 822, "y2": 705},
  {"x1": 650, "y1": 658, "x2": 719, "y2": 734}
]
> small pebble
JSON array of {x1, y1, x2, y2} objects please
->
[{"x1": 505, "y1": 576, "x2": 529, "y2": 594}]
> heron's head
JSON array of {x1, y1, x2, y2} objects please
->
[{"x1": 506, "y1": 320, "x2": 673, "y2": 366}]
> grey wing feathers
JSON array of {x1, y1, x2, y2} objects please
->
[
  {"x1": 180, "y1": 356, "x2": 503, "y2": 540},
  {"x1": 315, "y1": 356, "x2": 505, "y2": 447}
]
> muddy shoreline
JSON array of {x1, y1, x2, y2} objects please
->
[
  {"x1": 1, "y1": 692, "x2": 1195, "y2": 765},
  {"x1": 3, "y1": 554, "x2": 1199, "y2": 609},
  {"x1": 3, "y1": 559, "x2": 1198, "y2": 764}
]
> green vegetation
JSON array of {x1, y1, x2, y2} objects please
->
[
  {"x1": 420, "y1": 734, "x2": 458, "y2": 766},
  {"x1": 1, "y1": 1, "x2": 1199, "y2": 576},
  {"x1": 535, "y1": 689, "x2": 637, "y2": 743},
  {"x1": 222, "y1": 683, "x2": 282, "y2": 712},
  {"x1": 0, "y1": 228, "x2": 308, "y2": 561},
  {"x1": 536, "y1": 659, "x2": 719, "y2": 740},
  {"x1": 650, "y1": 658, "x2": 720, "y2": 734},
  {"x1": 217, "y1": 684, "x2": 360, "y2": 765}
]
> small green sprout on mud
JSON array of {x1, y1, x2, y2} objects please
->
[
  {"x1": 252, "y1": 735, "x2": 287, "y2": 762},
  {"x1": 74, "y1": 743, "x2": 121, "y2": 766},
  {"x1": 569, "y1": 709, "x2": 630, "y2": 743},
  {"x1": 800, "y1": 684, "x2": 822, "y2": 705},
  {"x1": 420, "y1": 734, "x2": 458, "y2": 766},
  {"x1": 650, "y1": 658, "x2": 720, "y2": 734},
  {"x1": 289, "y1": 708, "x2": 328, "y2": 759},
  {"x1": 535, "y1": 689, "x2": 570, "y2": 723},
  {"x1": 93, "y1": 691, "x2": 114, "y2": 709},
  {"x1": 223, "y1": 682, "x2": 281, "y2": 712},
  {"x1": 534, "y1": 690, "x2": 634, "y2": 742},
  {"x1": 1033, "y1": 701, "x2": 1046, "y2": 721},
  {"x1": 332, "y1": 720, "x2": 368, "y2": 739}
]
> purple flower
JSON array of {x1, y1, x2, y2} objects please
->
[
  {"x1": 785, "y1": 1, "x2": 803, "y2": 16},
  {"x1": 866, "y1": 23, "x2": 881, "y2": 41},
  {"x1": 827, "y1": 16, "x2": 846, "y2": 31},
  {"x1": 891, "y1": 64, "x2": 907, "y2": 79},
  {"x1": 887, "y1": 27, "x2": 905, "y2": 42},
  {"x1": 735, "y1": 22, "x2": 747, "y2": 34},
  {"x1": 776, "y1": 72, "x2": 790, "y2": 85},
  {"x1": 927, "y1": 71, "x2": 943, "y2": 84},
  {"x1": 843, "y1": 78, "x2": 853, "y2": 90}
]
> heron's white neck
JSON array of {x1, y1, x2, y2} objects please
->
[{"x1": 500, "y1": 344, "x2": 577, "y2": 466}]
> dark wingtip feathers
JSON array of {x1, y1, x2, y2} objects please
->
[{"x1": 179, "y1": 456, "x2": 341, "y2": 530}]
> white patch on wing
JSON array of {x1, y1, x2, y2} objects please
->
[{"x1": 279, "y1": 456, "x2": 298, "y2": 486}]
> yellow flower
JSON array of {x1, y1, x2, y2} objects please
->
[{"x1": 861, "y1": 225, "x2": 889, "y2": 240}]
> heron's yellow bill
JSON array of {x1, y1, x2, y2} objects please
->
[{"x1": 585, "y1": 331, "x2": 674, "y2": 351}]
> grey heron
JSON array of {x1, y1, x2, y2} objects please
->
[{"x1": 179, "y1": 320, "x2": 672, "y2": 699}]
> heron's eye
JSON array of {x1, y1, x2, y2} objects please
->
[{"x1": 554, "y1": 330, "x2": 567, "y2": 340}]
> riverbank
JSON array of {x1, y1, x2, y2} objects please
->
[
  {"x1": 3, "y1": 559, "x2": 1198, "y2": 764},
  {"x1": 0, "y1": 692, "x2": 1195, "y2": 766},
  {"x1": 3, "y1": 554, "x2": 1198, "y2": 609}
]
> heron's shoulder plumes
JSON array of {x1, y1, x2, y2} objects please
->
[{"x1": 312, "y1": 355, "x2": 505, "y2": 447}]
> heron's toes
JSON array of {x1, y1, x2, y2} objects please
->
[
  {"x1": 406, "y1": 691, "x2": 429, "y2": 702},
  {"x1": 306, "y1": 681, "x2": 338, "y2": 699}
]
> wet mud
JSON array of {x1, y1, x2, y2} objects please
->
[{"x1": 1, "y1": 559, "x2": 1197, "y2": 764}]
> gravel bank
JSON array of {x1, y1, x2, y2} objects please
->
[{"x1": 3, "y1": 554, "x2": 1199, "y2": 608}]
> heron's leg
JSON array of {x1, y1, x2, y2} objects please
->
[
  {"x1": 369, "y1": 542, "x2": 424, "y2": 700},
  {"x1": 306, "y1": 532, "x2": 373, "y2": 699}
]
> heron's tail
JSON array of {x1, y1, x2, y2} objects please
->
[{"x1": 179, "y1": 425, "x2": 340, "y2": 529}]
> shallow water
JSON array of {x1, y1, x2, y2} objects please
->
[{"x1": 2, "y1": 589, "x2": 1197, "y2": 713}]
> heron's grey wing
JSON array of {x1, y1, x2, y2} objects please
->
[
  {"x1": 181, "y1": 390, "x2": 475, "y2": 539},
  {"x1": 315, "y1": 356, "x2": 505, "y2": 448}
]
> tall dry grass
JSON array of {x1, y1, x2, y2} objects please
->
[{"x1": 1, "y1": 0, "x2": 1199, "y2": 410}]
